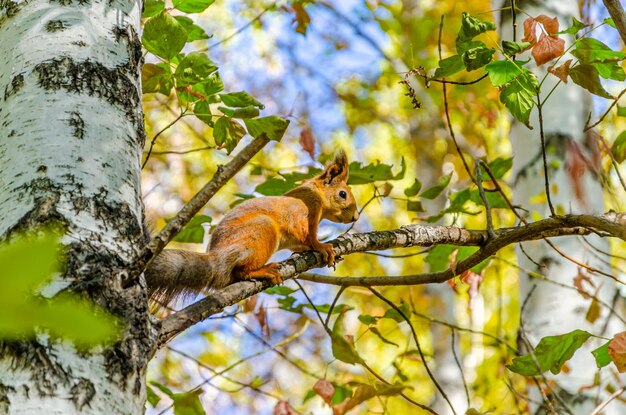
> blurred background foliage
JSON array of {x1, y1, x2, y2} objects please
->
[{"x1": 141, "y1": 0, "x2": 626, "y2": 413}]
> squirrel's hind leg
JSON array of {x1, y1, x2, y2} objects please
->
[{"x1": 230, "y1": 215, "x2": 283, "y2": 285}]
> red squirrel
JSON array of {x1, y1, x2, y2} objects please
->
[{"x1": 145, "y1": 151, "x2": 359, "y2": 304}]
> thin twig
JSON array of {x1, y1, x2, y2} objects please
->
[
  {"x1": 476, "y1": 160, "x2": 496, "y2": 238},
  {"x1": 151, "y1": 146, "x2": 215, "y2": 155},
  {"x1": 450, "y1": 329, "x2": 471, "y2": 408},
  {"x1": 142, "y1": 110, "x2": 186, "y2": 169},
  {"x1": 536, "y1": 92, "x2": 556, "y2": 216},
  {"x1": 584, "y1": 87, "x2": 626, "y2": 131},
  {"x1": 368, "y1": 287, "x2": 457, "y2": 415},
  {"x1": 590, "y1": 386, "x2": 626, "y2": 414}
]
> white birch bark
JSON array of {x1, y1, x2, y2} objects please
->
[
  {"x1": 496, "y1": 1, "x2": 625, "y2": 413},
  {"x1": 0, "y1": 1, "x2": 154, "y2": 413}
]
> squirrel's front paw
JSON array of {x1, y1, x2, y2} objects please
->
[{"x1": 318, "y1": 243, "x2": 336, "y2": 268}]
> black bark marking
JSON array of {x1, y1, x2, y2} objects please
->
[
  {"x1": 4, "y1": 73, "x2": 24, "y2": 100},
  {"x1": 34, "y1": 57, "x2": 141, "y2": 128},
  {"x1": 0, "y1": 341, "x2": 72, "y2": 397},
  {"x1": 45, "y1": 19, "x2": 66, "y2": 32},
  {"x1": 37, "y1": 165, "x2": 47, "y2": 173},
  {"x1": 0, "y1": 0, "x2": 21, "y2": 18},
  {"x1": 0, "y1": 383, "x2": 15, "y2": 414},
  {"x1": 67, "y1": 111, "x2": 85, "y2": 139},
  {"x1": 112, "y1": 24, "x2": 143, "y2": 78},
  {"x1": 70, "y1": 377, "x2": 95, "y2": 410},
  {"x1": 50, "y1": 0, "x2": 91, "y2": 5}
]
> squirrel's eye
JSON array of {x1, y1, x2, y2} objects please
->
[{"x1": 339, "y1": 190, "x2": 347, "y2": 199}]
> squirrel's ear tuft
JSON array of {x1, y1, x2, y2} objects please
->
[{"x1": 319, "y1": 149, "x2": 349, "y2": 185}]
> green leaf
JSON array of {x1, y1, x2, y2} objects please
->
[
  {"x1": 469, "y1": 189, "x2": 508, "y2": 209},
  {"x1": 558, "y1": 17, "x2": 589, "y2": 35},
  {"x1": 331, "y1": 384, "x2": 353, "y2": 405},
  {"x1": 172, "y1": 215, "x2": 211, "y2": 243},
  {"x1": 406, "y1": 199, "x2": 425, "y2": 212},
  {"x1": 220, "y1": 91, "x2": 265, "y2": 109},
  {"x1": 485, "y1": 59, "x2": 528, "y2": 87},
  {"x1": 143, "y1": 0, "x2": 165, "y2": 17},
  {"x1": 214, "y1": 117, "x2": 246, "y2": 154},
  {"x1": 434, "y1": 55, "x2": 465, "y2": 78},
  {"x1": 500, "y1": 71, "x2": 538, "y2": 128},
  {"x1": 502, "y1": 41, "x2": 532, "y2": 56},
  {"x1": 426, "y1": 245, "x2": 456, "y2": 272},
  {"x1": 604, "y1": 18, "x2": 616, "y2": 29},
  {"x1": 572, "y1": 38, "x2": 626, "y2": 64},
  {"x1": 194, "y1": 101, "x2": 213, "y2": 126},
  {"x1": 347, "y1": 160, "x2": 405, "y2": 185},
  {"x1": 382, "y1": 302, "x2": 410, "y2": 323},
  {"x1": 175, "y1": 52, "x2": 218, "y2": 86},
  {"x1": 420, "y1": 172, "x2": 452, "y2": 199},
  {"x1": 506, "y1": 329, "x2": 592, "y2": 376},
  {"x1": 142, "y1": 11, "x2": 188, "y2": 60},
  {"x1": 303, "y1": 389, "x2": 317, "y2": 404},
  {"x1": 218, "y1": 105, "x2": 260, "y2": 119},
  {"x1": 404, "y1": 178, "x2": 422, "y2": 197},
  {"x1": 569, "y1": 64, "x2": 613, "y2": 99},
  {"x1": 172, "y1": 0, "x2": 215, "y2": 13},
  {"x1": 484, "y1": 157, "x2": 513, "y2": 179},
  {"x1": 264, "y1": 285, "x2": 297, "y2": 296},
  {"x1": 594, "y1": 61, "x2": 626, "y2": 81},
  {"x1": 455, "y1": 246, "x2": 491, "y2": 273},
  {"x1": 461, "y1": 43, "x2": 495, "y2": 71},
  {"x1": 456, "y1": 12, "x2": 496, "y2": 45},
  {"x1": 171, "y1": 389, "x2": 205, "y2": 415},
  {"x1": 193, "y1": 73, "x2": 224, "y2": 97},
  {"x1": 592, "y1": 340, "x2": 612, "y2": 369},
  {"x1": 142, "y1": 63, "x2": 173, "y2": 95},
  {"x1": 255, "y1": 178, "x2": 296, "y2": 196},
  {"x1": 146, "y1": 385, "x2": 161, "y2": 408},
  {"x1": 331, "y1": 310, "x2": 363, "y2": 365},
  {"x1": 150, "y1": 381, "x2": 175, "y2": 397},
  {"x1": 618, "y1": 106, "x2": 626, "y2": 117},
  {"x1": 611, "y1": 131, "x2": 626, "y2": 163},
  {"x1": 174, "y1": 16, "x2": 211, "y2": 41},
  {"x1": 358, "y1": 314, "x2": 379, "y2": 325},
  {"x1": 244, "y1": 116, "x2": 290, "y2": 141},
  {"x1": 0, "y1": 234, "x2": 118, "y2": 345}
]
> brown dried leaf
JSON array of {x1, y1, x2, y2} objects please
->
[
  {"x1": 566, "y1": 141, "x2": 589, "y2": 208},
  {"x1": 548, "y1": 59, "x2": 572, "y2": 83},
  {"x1": 573, "y1": 269, "x2": 595, "y2": 299},
  {"x1": 608, "y1": 332, "x2": 626, "y2": 373},
  {"x1": 534, "y1": 15, "x2": 560, "y2": 35},
  {"x1": 255, "y1": 303, "x2": 270, "y2": 339},
  {"x1": 460, "y1": 269, "x2": 483, "y2": 310},
  {"x1": 292, "y1": 2, "x2": 310, "y2": 34},
  {"x1": 333, "y1": 385, "x2": 377, "y2": 415},
  {"x1": 522, "y1": 17, "x2": 538, "y2": 43},
  {"x1": 523, "y1": 15, "x2": 565, "y2": 66},
  {"x1": 299, "y1": 128, "x2": 315, "y2": 159},
  {"x1": 532, "y1": 33, "x2": 565, "y2": 66},
  {"x1": 243, "y1": 296, "x2": 257, "y2": 313},
  {"x1": 312, "y1": 379, "x2": 335, "y2": 406},
  {"x1": 274, "y1": 400, "x2": 297, "y2": 415}
]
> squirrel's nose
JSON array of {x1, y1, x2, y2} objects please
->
[{"x1": 352, "y1": 210, "x2": 359, "y2": 222}]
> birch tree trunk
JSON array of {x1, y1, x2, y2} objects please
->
[
  {"x1": 0, "y1": 1, "x2": 154, "y2": 413},
  {"x1": 497, "y1": 1, "x2": 625, "y2": 413}
]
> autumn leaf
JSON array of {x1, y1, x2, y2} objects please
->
[
  {"x1": 522, "y1": 15, "x2": 565, "y2": 66},
  {"x1": 299, "y1": 127, "x2": 315, "y2": 159},
  {"x1": 312, "y1": 379, "x2": 335, "y2": 406},
  {"x1": 274, "y1": 400, "x2": 297, "y2": 415},
  {"x1": 608, "y1": 332, "x2": 626, "y2": 372},
  {"x1": 566, "y1": 140, "x2": 591, "y2": 207},
  {"x1": 548, "y1": 59, "x2": 572, "y2": 83},
  {"x1": 292, "y1": 2, "x2": 311, "y2": 35},
  {"x1": 573, "y1": 268, "x2": 594, "y2": 299}
]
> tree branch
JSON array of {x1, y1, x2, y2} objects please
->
[
  {"x1": 603, "y1": 0, "x2": 626, "y2": 46},
  {"x1": 125, "y1": 135, "x2": 270, "y2": 287},
  {"x1": 156, "y1": 213, "x2": 626, "y2": 347}
]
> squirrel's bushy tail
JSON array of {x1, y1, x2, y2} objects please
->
[{"x1": 145, "y1": 246, "x2": 243, "y2": 306}]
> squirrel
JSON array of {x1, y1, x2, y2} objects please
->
[{"x1": 145, "y1": 151, "x2": 359, "y2": 305}]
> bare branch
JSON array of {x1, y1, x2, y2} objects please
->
[
  {"x1": 156, "y1": 213, "x2": 626, "y2": 347},
  {"x1": 603, "y1": 0, "x2": 626, "y2": 46}
]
